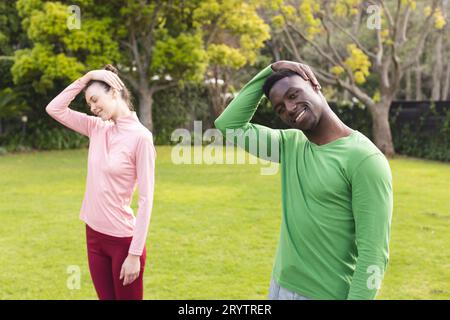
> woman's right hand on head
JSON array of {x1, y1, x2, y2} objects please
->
[{"x1": 83, "y1": 70, "x2": 125, "y2": 91}]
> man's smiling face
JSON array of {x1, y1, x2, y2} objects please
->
[{"x1": 268, "y1": 75, "x2": 324, "y2": 131}]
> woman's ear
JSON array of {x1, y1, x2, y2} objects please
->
[{"x1": 111, "y1": 88, "x2": 119, "y2": 99}]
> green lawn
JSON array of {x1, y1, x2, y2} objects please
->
[{"x1": 0, "y1": 146, "x2": 449, "y2": 299}]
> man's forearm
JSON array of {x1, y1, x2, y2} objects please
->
[{"x1": 214, "y1": 65, "x2": 273, "y2": 133}]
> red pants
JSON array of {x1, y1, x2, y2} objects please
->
[{"x1": 85, "y1": 224, "x2": 146, "y2": 300}]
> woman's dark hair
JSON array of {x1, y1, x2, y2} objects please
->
[
  {"x1": 262, "y1": 69, "x2": 300, "y2": 98},
  {"x1": 84, "y1": 64, "x2": 135, "y2": 111}
]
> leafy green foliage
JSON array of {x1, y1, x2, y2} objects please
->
[
  {"x1": 151, "y1": 33, "x2": 208, "y2": 83},
  {"x1": 12, "y1": 0, "x2": 121, "y2": 93},
  {"x1": 0, "y1": 88, "x2": 28, "y2": 118}
]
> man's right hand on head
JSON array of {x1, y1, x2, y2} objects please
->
[{"x1": 271, "y1": 60, "x2": 321, "y2": 91}]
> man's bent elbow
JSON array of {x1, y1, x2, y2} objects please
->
[{"x1": 214, "y1": 117, "x2": 226, "y2": 134}]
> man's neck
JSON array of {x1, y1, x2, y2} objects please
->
[{"x1": 303, "y1": 108, "x2": 353, "y2": 146}]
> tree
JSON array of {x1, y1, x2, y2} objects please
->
[
  {"x1": 112, "y1": 0, "x2": 208, "y2": 132},
  {"x1": 0, "y1": 1, "x2": 29, "y2": 57},
  {"x1": 0, "y1": 1, "x2": 31, "y2": 132},
  {"x1": 11, "y1": 0, "x2": 272, "y2": 134},
  {"x1": 430, "y1": 0, "x2": 449, "y2": 100},
  {"x1": 12, "y1": 0, "x2": 121, "y2": 93},
  {"x1": 268, "y1": 0, "x2": 447, "y2": 156},
  {"x1": 193, "y1": 0, "x2": 270, "y2": 118},
  {"x1": 11, "y1": 0, "x2": 208, "y2": 132}
]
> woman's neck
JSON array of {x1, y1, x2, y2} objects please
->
[{"x1": 112, "y1": 102, "x2": 132, "y2": 122}]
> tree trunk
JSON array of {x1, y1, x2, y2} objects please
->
[
  {"x1": 343, "y1": 89, "x2": 350, "y2": 101},
  {"x1": 405, "y1": 68, "x2": 412, "y2": 100},
  {"x1": 442, "y1": 51, "x2": 450, "y2": 99},
  {"x1": 138, "y1": 87, "x2": 154, "y2": 132},
  {"x1": 369, "y1": 100, "x2": 395, "y2": 157},
  {"x1": 352, "y1": 8, "x2": 362, "y2": 34},
  {"x1": 207, "y1": 71, "x2": 229, "y2": 119},
  {"x1": 431, "y1": 32, "x2": 443, "y2": 100},
  {"x1": 415, "y1": 60, "x2": 423, "y2": 100},
  {"x1": 208, "y1": 84, "x2": 225, "y2": 118},
  {"x1": 441, "y1": 1, "x2": 450, "y2": 100},
  {"x1": 267, "y1": 39, "x2": 281, "y2": 61}
]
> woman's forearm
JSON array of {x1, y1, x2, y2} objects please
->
[{"x1": 45, "y1": 74, "x2": 98, "y2": 137}]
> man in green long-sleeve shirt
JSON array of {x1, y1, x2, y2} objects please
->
[{"x1": 214, "y1": 61, "x2": 393, "y2": 300}]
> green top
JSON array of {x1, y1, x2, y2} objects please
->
[{"x1": 214, "y1": 65, "x2": 393, "y2": 300}]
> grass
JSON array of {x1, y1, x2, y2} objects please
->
[{"x1": 0, "y1": 146, "x2": 449, "y2": 299}]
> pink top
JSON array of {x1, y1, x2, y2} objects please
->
[{"x1": 45, "y1": 77, "x2": 156, "y2": 255}]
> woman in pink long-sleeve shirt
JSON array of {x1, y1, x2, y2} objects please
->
[{"x1": 45, "y1": 64, "x2": 156, "y2": 300}]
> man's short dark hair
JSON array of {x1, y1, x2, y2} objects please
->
[{"x1": 262, "y1": 69, "x2": 300, "y2": 98}]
